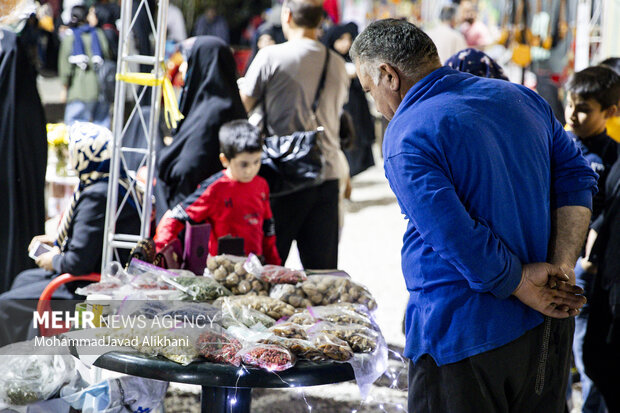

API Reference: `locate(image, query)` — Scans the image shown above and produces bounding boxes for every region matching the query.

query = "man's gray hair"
[350,19,439,84]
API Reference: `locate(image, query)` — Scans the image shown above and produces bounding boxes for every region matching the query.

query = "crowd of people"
[1,0,620,412]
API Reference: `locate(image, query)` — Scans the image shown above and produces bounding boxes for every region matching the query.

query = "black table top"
[93,350,356,388]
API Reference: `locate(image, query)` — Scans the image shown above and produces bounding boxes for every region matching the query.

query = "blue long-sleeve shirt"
[384,67,598,365]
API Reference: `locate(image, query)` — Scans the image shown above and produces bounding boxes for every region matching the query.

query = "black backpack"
[96,60,117,104]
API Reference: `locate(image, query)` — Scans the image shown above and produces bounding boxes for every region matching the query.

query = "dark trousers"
[270,179,339,269]
[408,318,573,413]
[583,273,620,412]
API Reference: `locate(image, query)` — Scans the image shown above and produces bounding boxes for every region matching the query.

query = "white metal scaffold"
[101,0,169,271]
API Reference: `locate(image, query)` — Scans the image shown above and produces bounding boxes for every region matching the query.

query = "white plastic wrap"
[0,355,76,407]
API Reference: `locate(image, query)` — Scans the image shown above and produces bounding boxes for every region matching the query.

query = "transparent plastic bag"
[309,321,379,353]
[270,275,377,310]
[156,301,221,326]
[104,318,204,365]
[258,335,327,362]
[205,254,270,295]
[115,300,171,319]
[238,343,296,372]
[347,331,389,398]
[288,305,374,329]
[269,321,308,340]
[75,260,177,298]
[138,325,202,365]
[196,327,243,366]
[310,331,354,362]
[173,275,232,301]
[125,259,179,290]
[0,355,76,407]
[268,283,312,308]
[215,295,295,320]
[61,375,168,413]
[266,323,354,362]
[244,253,307,284]
[74,261,126,297]
[219,299,275,330]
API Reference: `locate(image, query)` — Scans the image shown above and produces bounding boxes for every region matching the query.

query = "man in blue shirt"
[350,19,598,412]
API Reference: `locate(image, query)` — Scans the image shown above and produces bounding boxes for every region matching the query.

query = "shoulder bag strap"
[311,45,331,116]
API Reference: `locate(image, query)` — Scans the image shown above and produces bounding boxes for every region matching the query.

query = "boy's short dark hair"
[219,120,263,160]
[566,66,620,110]
[600,57,620,75]
[284,0,323,29]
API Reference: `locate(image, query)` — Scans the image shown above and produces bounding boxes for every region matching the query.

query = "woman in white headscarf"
[0,122,141,346]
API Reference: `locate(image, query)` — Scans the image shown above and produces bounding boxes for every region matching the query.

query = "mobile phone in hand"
[29,241,53,260]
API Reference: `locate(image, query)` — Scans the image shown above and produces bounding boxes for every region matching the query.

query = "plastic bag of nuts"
[310,331,354,361]
[206,255,270,295]
[269,283,312,308]
[288,305,374,329]
[244,253,307,284]
[196,328,243,366]
[269,321,308,339]
[215,295,295,320]
[312,321,379,353]
[219,299,276,329]
[270,275,377,310]
[173,276,232,301]
[258,335,327,362]
[238,343,296,372]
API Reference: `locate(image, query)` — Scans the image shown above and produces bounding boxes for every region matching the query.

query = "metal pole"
[101,0,169,272]
[102,0,133,271]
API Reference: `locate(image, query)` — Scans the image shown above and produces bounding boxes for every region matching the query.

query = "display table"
[93,350,356,413]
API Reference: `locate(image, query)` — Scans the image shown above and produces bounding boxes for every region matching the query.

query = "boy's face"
[565,93,615,138]
[220,151,262,183]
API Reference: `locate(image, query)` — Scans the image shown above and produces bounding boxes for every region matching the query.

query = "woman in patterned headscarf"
[0,123,141,345]
[444,48,509,81]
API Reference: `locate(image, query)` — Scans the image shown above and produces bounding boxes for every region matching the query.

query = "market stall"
[1,255,387,411]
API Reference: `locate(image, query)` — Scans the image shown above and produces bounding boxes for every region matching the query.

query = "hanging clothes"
[322,23,375,177]
[0,29,47,294]
[157,36,247,209]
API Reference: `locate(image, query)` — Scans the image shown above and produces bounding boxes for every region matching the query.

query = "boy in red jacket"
[154,120,281,264]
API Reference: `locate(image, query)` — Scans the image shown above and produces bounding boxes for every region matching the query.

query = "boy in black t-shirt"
[564,65,620,412]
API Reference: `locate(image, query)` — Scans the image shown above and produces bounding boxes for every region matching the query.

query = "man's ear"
[379,63,400,92]
[604,104,618,119]
[281,6,292,25]
[219,153,229,167]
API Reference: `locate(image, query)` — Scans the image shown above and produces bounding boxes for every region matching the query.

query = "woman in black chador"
[322,22,375,177]
[0,28,47,294]
[157,36,247,209]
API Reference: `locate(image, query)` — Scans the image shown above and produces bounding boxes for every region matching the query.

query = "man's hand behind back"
[512,263,586,318]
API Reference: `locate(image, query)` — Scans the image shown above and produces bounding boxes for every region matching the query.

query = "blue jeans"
[573,258,607,413]
[64,100,110,128]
